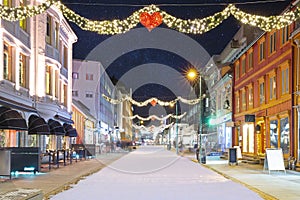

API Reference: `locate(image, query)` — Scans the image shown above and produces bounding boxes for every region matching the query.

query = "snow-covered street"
[51,146,262,200]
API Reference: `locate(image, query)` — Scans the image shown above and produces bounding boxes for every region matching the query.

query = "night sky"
[61,0,292,121]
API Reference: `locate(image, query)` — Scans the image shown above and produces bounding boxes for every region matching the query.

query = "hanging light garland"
[133,122,174,133]
[0,0,55,21]
[102,94,201,106]
[0,2,299,34]
[123,112,186,121]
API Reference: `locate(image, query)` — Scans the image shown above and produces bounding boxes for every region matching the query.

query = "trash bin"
[229,147,238,165]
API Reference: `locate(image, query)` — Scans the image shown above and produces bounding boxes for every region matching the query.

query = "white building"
[0,1,77,152]
[72,59,117,144]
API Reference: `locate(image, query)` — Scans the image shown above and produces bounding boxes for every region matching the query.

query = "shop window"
[280,117,289,154]
[270,120,278,148]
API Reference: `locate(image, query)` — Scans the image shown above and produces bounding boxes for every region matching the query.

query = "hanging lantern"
[139,12,163,31]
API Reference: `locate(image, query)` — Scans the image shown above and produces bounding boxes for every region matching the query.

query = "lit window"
[235,63,240,79]
[269,76,276,100]
[241,58,246,75]
[248,52,253,70]
[260,82,265,105]
[248,86,253,109]
[242,90,246,111]
[282,68,289,94]
[19,54,27,88]
[46,66,52,95]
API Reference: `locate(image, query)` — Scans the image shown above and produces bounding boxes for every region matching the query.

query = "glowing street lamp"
[186,68,204,164]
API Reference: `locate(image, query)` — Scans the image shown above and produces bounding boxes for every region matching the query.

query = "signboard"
[264,148,286,174]
[245,114,255,122]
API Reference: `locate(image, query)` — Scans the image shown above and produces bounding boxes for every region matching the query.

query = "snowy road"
[51,146,262,200]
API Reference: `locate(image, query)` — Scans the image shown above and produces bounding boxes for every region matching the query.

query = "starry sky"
[61,0,292,121]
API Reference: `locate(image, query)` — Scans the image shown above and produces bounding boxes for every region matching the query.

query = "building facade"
[0,1,77,152]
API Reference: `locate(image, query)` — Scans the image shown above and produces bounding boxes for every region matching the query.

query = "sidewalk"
[0,152,128,200]
[189,156,300,200]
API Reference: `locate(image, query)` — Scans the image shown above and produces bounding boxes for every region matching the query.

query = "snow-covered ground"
[51,146,262,200]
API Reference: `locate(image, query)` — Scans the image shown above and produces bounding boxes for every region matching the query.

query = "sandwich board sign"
[263,148,286,174]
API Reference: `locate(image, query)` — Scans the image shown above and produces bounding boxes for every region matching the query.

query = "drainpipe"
[294,39,300,160]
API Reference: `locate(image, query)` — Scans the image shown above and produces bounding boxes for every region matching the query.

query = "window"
[3,43,12,81]
[280,117,289,154]
[86,91,93,98]
[19,0,27,31]
[269,76,276,100]
[259,40,265,61]
[235,92,240,113]
[242,90,246,111]
[55,71,59,98]
[281,26,289,45]
[241,58,246,75]
[46,15,51,44]
[46,66,52,95]
[86,73,93,80]
[72,90,78,97]
[248,51,253,70]
[63,46,68,69]
[54,22,59,48]
[270,120,278,149]
[282,68,289,94]
[64,84,67,107]
[248,86,253,109]
[269,32,276,54]
[72,72,79,79]
[19,53,27,88]
[235,63,240,79]
[259,82,265,105]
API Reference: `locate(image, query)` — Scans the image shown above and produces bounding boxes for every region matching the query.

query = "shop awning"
[63,123,78,137]
[28,115,50,135]
[54,114,74,124]
[0,106,27,130]
[48,119,65,136]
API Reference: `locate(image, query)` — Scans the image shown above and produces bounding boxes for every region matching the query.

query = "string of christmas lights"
[102,94,201,106]
[123,112,186,121]
[0,2,298,34]
[0,0,55,21]
[132,122,174,133]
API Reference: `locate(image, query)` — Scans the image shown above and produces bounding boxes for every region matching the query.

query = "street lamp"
[186,68,204,164]
[170,101,179,154]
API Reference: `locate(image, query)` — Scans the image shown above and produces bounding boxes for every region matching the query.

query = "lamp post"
[175,101,179,154]
[187,68,204,163]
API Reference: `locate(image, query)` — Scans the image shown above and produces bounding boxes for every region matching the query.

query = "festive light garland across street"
[102,94,201,106]
[0,1,299,35]
[133,122,174,133]
[123,112,186,121]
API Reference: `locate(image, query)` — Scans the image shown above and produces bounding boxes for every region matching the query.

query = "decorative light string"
[102,94,201,106]
[133,122,174,133]
[123,112,186,121]
[0,1,298,34]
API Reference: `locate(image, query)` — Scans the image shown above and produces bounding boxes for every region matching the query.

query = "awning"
[28,115,50,135]
[0,106,27,130]
[54,114,74,124]
[48,119,65,136]
[63,123,78,137]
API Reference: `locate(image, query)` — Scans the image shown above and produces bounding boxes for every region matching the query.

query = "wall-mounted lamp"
[256,124,261,134]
